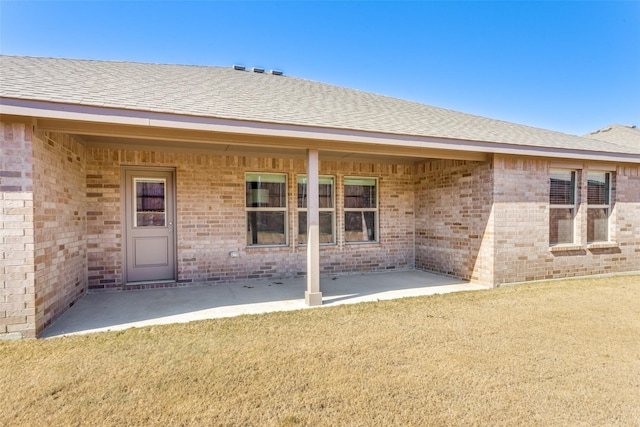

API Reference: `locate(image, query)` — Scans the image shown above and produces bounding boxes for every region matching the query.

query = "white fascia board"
[1,98,151,126]
[2,97,639,164]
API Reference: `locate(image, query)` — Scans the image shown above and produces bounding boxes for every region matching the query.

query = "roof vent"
[252,67,265,73]
[233,65,246,71]
[270,69,283,76]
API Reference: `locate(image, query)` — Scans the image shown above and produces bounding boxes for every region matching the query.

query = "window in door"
[135,178,166,227]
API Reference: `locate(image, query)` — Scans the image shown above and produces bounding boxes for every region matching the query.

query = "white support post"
[305,149,322,306]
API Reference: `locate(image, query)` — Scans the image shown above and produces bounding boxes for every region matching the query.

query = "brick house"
[1,55,639,338]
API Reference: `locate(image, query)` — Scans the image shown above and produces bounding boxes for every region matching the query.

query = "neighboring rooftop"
[1,55,639,156]
[584,124,640,150]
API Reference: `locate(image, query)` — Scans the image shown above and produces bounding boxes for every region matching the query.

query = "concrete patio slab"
[41,270,487,338]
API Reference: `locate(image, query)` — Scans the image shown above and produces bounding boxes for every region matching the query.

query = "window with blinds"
[297,175,335,244]
[344,177,378,243]
[245,173,287,246]
[549,170,576,245]
[587,172,611,242]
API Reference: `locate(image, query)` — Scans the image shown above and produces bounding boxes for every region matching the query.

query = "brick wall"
[32,130,87,333]
[414,155,639,287]
[414,158,495,286]
[0,122,36,339]
[492,154,640,285]
[616,166,640,271]
[491,156,549,283]
[85,147,415,290]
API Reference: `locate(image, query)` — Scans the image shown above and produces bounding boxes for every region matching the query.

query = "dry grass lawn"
[1,275,639,426]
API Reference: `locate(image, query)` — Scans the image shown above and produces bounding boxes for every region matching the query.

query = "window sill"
[587,242,619,250]
[549,244,583,253]
[345,241,380,245]
[245,244,289,249]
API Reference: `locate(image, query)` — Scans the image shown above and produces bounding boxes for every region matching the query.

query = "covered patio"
[41,270,486,338]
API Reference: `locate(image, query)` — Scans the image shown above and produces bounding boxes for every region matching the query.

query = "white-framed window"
[245,173,287,246]
[297,175,336,244]
[549,169,576,245]
[587,171,611,243]
[344,177,378,243]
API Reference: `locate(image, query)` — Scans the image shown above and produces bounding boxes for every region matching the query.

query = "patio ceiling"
[19,109,490,164]
[79,133,479,165]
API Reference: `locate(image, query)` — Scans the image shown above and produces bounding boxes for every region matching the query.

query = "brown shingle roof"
[2,55,639,156]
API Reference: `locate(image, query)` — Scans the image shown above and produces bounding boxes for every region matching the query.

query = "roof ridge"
[0,54,230,71]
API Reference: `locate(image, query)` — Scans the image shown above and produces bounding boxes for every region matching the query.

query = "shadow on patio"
[41,270,487,338]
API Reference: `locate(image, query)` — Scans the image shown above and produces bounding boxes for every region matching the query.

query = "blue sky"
[1,1,638,136]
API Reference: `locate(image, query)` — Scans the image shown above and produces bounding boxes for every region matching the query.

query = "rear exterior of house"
[1,56,639,338]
